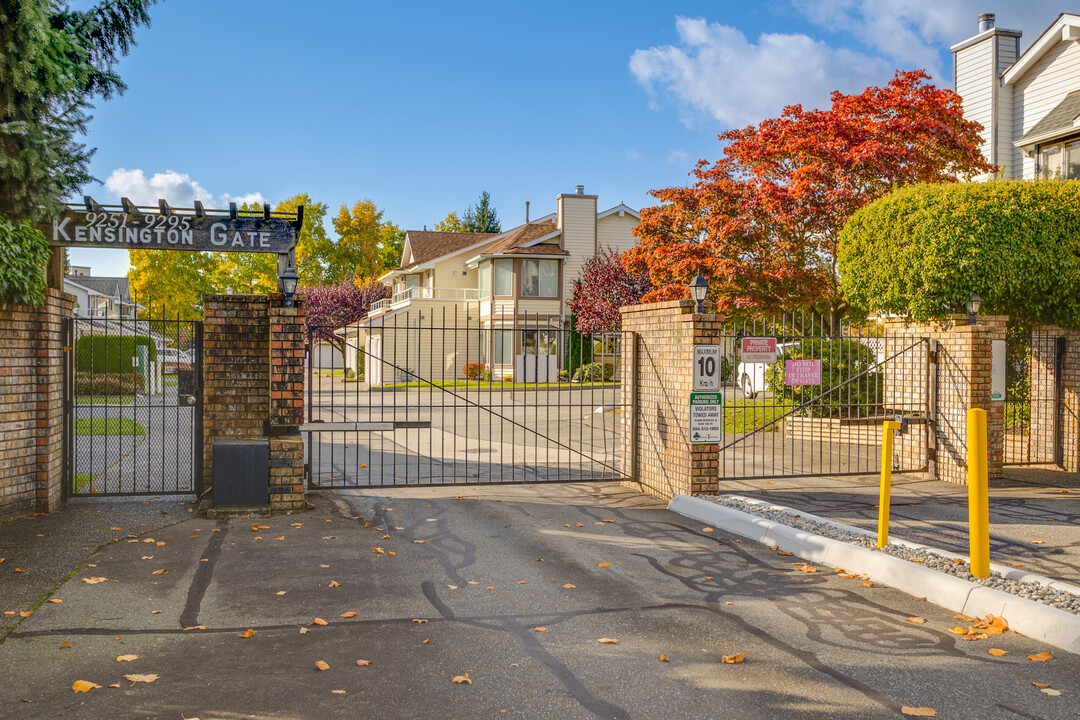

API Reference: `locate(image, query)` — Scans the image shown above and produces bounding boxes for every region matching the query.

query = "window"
[405,274,421,290]
[494,259,513,296]
[493,329,513,364]
[522,329,557,356]
[478,260,490,298]
[1039,138,1080,179]
[521,259,558,297]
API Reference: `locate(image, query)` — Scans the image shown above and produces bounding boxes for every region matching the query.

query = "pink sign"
[740,337,777,363]
[785,359,822,386]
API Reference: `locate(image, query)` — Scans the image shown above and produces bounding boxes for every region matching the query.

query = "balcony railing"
[370,298,390,311]
[390,287,480,304]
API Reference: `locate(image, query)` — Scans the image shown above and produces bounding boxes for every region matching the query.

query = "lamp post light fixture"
[280,266,299,308]
[966,294,982,326]
[689,275,709,315]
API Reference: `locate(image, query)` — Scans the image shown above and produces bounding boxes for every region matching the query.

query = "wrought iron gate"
[1004,324,1064,466]
[64,314,202,497]
[715,314,929,480]
[304,306,624,487]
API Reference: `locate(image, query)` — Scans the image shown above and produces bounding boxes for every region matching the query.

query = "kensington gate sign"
[42,197,300,254]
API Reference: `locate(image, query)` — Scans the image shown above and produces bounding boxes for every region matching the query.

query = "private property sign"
[740,337,777,363]
[42,198,300,253]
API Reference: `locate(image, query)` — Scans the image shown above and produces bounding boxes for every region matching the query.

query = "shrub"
[839,181,1080,327]
[461,361,485,380]
[345,368,355,380]
[572,362,606,383]
[481,368,492,381]
[764,339,881,417]
[502,375,514,382]
[557,369,569,380]
[75,335,157,373]
[602,363,615,381]
[74,371,145,396]
[564,318,593,377]
[0,216,50,306]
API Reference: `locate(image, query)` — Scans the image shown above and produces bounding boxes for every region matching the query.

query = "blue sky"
[69,0,1065,277]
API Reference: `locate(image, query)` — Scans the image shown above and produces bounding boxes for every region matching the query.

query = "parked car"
[737,342,797,399]
[161,347,193,374]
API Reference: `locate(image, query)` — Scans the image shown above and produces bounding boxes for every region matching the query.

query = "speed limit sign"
[693,345,721,391]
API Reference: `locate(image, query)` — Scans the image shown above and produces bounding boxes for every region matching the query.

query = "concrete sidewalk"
[719,467,1080,586]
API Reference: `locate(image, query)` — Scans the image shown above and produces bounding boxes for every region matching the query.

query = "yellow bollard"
[877,420,902,548]
[967,408,990,578]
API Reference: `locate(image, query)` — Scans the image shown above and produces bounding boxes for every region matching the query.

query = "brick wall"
[883,315,1006,485]
[0,288,74,522]
[202,294,305,512]
[620,300,723,500]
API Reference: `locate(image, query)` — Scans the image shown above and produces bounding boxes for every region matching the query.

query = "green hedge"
[764,339,881,417]
[0,215,50,306]
[75,335,157,373]
[74,371,145,395]
[838,181,1080,327]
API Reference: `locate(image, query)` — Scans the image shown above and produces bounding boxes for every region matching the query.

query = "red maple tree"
[566,248,652,333]
[305,276,389,351]
[627,70,995,318]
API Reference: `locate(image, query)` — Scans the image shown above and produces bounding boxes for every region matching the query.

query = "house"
[64,266,140,318]
[340,186,640,384]
[953,12,1080,180]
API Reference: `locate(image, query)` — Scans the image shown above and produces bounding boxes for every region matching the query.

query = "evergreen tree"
[461,191,501,233]
[0,0,155,223]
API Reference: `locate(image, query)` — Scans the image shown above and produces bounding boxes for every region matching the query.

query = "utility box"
[213,439,269,508]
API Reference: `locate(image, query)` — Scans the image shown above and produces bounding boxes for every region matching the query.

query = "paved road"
[1,484,1076,719]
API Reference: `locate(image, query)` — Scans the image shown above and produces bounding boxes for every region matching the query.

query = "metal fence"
[714,313,929,480]
[305,306,625,487]
[1004,324,1063,466]
[65,314,202,497]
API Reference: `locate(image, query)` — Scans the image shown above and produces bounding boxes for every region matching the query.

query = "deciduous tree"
[627,70,994,320]
[566,248,652,333]
[305,277,391,356]
[333,199,404,280]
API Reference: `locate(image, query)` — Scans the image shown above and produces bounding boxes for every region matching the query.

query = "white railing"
[370,298,389,311]
[390,287,480,305]
[75,307,118,318]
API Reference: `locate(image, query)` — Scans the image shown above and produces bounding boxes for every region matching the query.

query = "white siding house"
[953,12,1080,180]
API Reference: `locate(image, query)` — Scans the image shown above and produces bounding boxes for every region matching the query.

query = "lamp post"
[280,266,299,309]
[966,294,982,326]
[689,275,709,315]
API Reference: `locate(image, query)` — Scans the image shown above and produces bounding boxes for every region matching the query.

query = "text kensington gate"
[304,307,625,487]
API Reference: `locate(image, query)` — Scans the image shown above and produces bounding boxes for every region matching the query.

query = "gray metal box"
[213,439,269,508]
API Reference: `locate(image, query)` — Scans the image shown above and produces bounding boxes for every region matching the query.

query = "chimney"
[575,185,584,195]
[525,201,530,223]
[978,13,995,32]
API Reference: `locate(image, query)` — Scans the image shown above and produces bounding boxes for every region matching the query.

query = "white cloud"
[622,148,645,162]
[630,17,892,128]
[666,150,690,164]
[102,168,266,210]
[791,1,1065,78]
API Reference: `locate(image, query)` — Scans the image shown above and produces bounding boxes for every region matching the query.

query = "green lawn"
[723,399,795,434]
[75,396,135,405]
[74,474,95,492]
[163,378,178,387]
[74,418,146,437]
[318,370,348,377]
[376,380,619,390]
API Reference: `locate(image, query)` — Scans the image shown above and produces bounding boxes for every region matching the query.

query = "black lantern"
[280,266,299,308]
[689,275,709,315]
[966,295,982,326]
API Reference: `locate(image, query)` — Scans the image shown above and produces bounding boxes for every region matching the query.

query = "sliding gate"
[715,314,930,480]
[305,306,624,487]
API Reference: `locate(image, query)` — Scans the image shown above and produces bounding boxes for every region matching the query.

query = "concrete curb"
[669,494,1080,656]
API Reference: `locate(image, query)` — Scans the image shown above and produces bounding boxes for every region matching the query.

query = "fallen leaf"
[659,654,669,662]
[19,611,32,617]
[1028,651,1054,662]
[840,573,857,579]
[562,583,576,589]
[319,564,330,568]
[141,556,153,560]
[290,522,303,527]
[315,661,330,671]
[299,627,310,634]
[862,582,874,588]
[988,648,1008,656]
[517,580,528,585]
[901,707,937,717]
[451,672,472,684]
[388,551,396,556]
[721,653,745,664]
[1032,540,1045,544]
[597,638,619,644]
[597,562,610,568]
[372,548,384,555]
[1032,682,1050,688]
[702,527,714,533]
[332,689,346,694]
[340,612,358,618]
[381,534,390,539]
[777,551,794,557]
[725,601,734,605]
[151,569,168,575]
[1012,562,1024,568]
[356,659,371,666]
[798,566,818,573]
[83,577,108,584]
[447,584,458,589]
[954,614,975,622]
[414,540,426,544]
[276,591,287,595]
[61,641,72,648]
[422,638,430,643]
[116,654,139,662]
[155,542,165,547]
[328,580,340,588]
[1041,688,1063,696]
[123,674,159,684]
[182,625,206,631]
[412,618,429,624]
[467,581,481,585]
[242,629,254,638]
[534,626,547,632]
[108,684,121,689]
[151,610,162,614]
[110,527,123,531]
[312,618,328,626]
[486,586,494,590]
[72,680,100,693]
[273,536,285,541]
[143,538,155,543]
[905,617,926,624]
[576,523,584,527]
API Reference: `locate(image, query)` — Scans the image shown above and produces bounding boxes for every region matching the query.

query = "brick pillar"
[620,299,724,501]
[268,295,305,512]
[884,314,1006,484]
[0,288,73,521]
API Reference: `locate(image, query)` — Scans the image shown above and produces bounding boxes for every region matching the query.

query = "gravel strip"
[702,494,1080,616]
